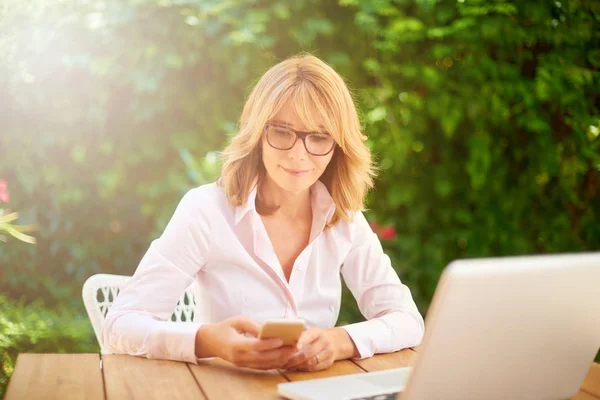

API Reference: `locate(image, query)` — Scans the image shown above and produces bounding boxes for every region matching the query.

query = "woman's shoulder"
[327,209,370,243]
[178,181,228,216]
[334,208,369,228]
[185,180,221,198]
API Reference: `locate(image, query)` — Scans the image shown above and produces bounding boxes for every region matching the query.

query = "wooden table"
[6,346,599,399]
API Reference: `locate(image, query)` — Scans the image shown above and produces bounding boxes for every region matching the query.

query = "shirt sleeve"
[101,188,211,364]
[340,211,425,359]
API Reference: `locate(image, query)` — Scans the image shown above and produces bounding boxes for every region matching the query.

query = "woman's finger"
[237,346,297,369]
[293,345,335,371]
[284,336,328,369]
[233,336,284,353]
[295,327,321,350]
[230,316,261,336]
[281,328,322,369]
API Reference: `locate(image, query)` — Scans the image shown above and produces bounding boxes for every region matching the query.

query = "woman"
[102,53,424,372]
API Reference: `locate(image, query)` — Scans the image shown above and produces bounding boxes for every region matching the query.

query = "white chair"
[82,273,201,353]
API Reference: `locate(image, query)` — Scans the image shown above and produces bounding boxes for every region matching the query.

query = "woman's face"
[261,102,335,194]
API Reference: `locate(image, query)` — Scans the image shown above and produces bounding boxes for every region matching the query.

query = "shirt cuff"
[153,321,204,364]
[341,319,388,360]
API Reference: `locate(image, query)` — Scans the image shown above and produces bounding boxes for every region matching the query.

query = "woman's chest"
[198,242,345,327]
[198,215,353,325]
[261,217,311,281]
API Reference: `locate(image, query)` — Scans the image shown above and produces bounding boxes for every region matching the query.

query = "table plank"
[352,349,417,372]
[581,363,600,398]
[5,354,103,400]
[103,354,205,400]
[188,358,287,400]
[281,360,364,382]
[9,353,597,400]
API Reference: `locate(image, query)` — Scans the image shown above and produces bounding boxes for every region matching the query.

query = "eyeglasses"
[263,122,336,156]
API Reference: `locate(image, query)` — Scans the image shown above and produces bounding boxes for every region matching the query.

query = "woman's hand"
[282,327,338,372]
[195,316,296,370]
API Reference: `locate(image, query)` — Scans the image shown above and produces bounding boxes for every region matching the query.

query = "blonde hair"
[219,53,376,228]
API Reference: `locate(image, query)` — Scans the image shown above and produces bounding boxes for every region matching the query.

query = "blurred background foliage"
[1,0,599,395]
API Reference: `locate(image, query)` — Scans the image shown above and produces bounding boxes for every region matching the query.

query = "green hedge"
[2,0,597,309]
[352,0,600,311]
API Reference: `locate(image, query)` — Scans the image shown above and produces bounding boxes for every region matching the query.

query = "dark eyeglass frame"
[263,122,336,156]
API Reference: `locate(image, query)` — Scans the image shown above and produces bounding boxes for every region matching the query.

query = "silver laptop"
[278,252,600,400]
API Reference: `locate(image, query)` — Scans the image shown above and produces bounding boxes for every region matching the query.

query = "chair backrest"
[82,273,201,352]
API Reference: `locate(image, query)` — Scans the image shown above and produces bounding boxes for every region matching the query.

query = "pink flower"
[379,225,397,240]
[369,219,397,240]
[0,179,9,203]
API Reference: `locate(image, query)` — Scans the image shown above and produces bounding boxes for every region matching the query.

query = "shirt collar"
[310,179,337,227]
[234,178,259,225]
[233,178,336,226]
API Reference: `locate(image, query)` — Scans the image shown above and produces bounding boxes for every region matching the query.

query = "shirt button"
[297,265,304,271]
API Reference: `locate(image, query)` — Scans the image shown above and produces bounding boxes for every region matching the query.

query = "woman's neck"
[258,175,312,222]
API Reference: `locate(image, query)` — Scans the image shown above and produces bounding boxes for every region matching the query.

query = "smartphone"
[258,319,306,346]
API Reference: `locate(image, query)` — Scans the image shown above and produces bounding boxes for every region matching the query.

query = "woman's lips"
[281,166,309,176]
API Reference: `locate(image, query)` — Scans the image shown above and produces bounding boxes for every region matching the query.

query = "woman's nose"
[289,136,308,159]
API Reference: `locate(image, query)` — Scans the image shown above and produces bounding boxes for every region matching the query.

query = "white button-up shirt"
[102,180,424,363]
